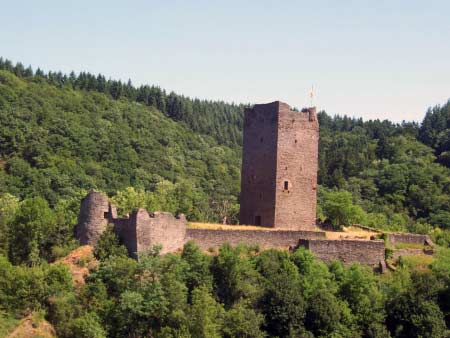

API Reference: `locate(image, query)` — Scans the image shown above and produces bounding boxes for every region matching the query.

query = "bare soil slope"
[55,245,97,286]
[6,314,55,338]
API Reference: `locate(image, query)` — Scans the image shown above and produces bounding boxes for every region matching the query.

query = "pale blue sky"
[1,0,449,122]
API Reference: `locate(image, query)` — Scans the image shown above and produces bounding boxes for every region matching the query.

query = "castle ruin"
[76,191,186,257]
[76,101,421,267]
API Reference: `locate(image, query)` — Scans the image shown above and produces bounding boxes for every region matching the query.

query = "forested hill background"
[0,57,449,242]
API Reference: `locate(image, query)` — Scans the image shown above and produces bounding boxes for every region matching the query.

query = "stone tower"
[75,191,117,245]
[239,101,319,229]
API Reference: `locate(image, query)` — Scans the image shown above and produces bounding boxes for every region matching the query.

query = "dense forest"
[2,239,450,338]
[1,58,450,337]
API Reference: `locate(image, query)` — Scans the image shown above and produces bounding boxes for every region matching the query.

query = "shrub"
[385,248,393,260]
[320,190,366,230]
[93,225,128,261]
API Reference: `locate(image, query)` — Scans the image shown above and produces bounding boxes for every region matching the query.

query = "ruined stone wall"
[75,191,110,245]
[239,102,279,226]
[75,194,389,267]
[275,105,318,230]
[186,228,325,250]
[113,210,187,257]
[136,211,187,255]
[76,192,187,257]
[388,233,433,247]
[298,239,385,266]
[113,217,137,257]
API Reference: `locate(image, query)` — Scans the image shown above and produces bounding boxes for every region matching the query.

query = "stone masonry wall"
[186,229,325,250]
[298,239,385,266]
[137,211,187,255]
[76,192,187,257]
[388,233,434,247]
[275,105,318,230]
[113,209,187,257]
[76,192,390,267]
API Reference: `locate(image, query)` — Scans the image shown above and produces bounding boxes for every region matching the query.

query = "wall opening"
[255,215,261,226]
[104,212,109,219]
[284,181,289,190]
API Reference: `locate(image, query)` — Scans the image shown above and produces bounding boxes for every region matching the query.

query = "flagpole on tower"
[310,85,314,107]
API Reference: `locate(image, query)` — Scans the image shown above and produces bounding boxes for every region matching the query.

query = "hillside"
[6,313,56,338]
[0,60,450,338]
[0,59,449,237]
[0,58,245,149]
[0,68,241,223]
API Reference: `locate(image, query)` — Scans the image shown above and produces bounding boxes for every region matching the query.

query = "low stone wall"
[297,239,385,266]
[186,229,326,250]
[388,233,433,247]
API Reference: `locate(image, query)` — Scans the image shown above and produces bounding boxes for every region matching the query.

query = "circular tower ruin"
[75,191,111,246]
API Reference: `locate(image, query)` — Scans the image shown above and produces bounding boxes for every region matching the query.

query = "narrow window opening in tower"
[260,137,263,143]
[255,215,261,225]
[260,193,263,199]
[104,212,109,219]
[295,139,298,143]
[284,181,289,190]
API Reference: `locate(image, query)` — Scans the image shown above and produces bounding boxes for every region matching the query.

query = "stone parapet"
[297,239,385,266]
[388,233,434,247]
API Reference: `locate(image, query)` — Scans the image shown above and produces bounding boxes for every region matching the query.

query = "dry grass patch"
[54,245,97,287]
[398,255,434,272]
[6,313,56,338]
[189,222,288,231]
[325,226,378,241]
[394,242,426,250]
